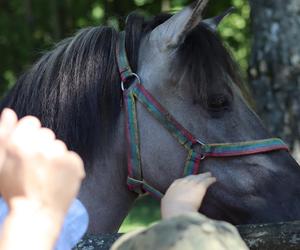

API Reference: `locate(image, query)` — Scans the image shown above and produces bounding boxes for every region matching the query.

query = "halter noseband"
[116,31,289,199]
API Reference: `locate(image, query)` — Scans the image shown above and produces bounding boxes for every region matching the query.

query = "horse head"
[131,0,300,225]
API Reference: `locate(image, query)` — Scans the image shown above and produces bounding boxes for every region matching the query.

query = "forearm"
[0,199,64,250]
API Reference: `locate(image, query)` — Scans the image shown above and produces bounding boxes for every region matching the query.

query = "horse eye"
[207,94,230,111]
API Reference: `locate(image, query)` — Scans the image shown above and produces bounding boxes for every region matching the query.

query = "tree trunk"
[248,0,300,159]
[161,0,170,12]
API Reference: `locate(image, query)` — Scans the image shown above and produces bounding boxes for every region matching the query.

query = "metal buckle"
[194,139,207,160]
[121,73,141,91]
[121,81,126,91]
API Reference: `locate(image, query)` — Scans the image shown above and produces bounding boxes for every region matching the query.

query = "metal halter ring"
[195,139,207,160]
[121,73,141,91]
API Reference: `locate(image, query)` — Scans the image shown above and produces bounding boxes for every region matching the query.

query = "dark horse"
[1,0,300,233]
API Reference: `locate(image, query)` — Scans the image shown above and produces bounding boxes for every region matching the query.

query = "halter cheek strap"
[116,31,289,199]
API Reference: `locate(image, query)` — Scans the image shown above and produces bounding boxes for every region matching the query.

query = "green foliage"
[218,0,250,72]
[119,196,160,233]
[0,0,250,97]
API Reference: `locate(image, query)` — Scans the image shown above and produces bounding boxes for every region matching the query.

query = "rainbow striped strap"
[116,32,135,85]
[123,82,289,198]
[127,177,164,199]
[131,83,197,149]
[204,139,288,157]
[124,89,143,194]
[184,150,202,176]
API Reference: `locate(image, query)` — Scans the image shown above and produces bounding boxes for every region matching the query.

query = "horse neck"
[78,114,138,233]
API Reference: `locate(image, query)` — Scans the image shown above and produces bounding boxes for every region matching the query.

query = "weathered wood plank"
[237,221,300,250]
[74,234,121,250]
[74,221,300,250]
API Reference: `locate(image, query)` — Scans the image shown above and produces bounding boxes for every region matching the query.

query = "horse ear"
[202,7,235,32]
[151,0,209,49]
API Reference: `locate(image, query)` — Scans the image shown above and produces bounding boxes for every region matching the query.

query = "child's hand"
[161,173,216,220]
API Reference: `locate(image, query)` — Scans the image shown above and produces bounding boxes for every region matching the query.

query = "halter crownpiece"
[116,31,289,199]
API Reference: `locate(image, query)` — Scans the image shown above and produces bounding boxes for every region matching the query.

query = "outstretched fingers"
[161,172,217,220]
[0,109,18,171]
[184,173,216,186]
[0,109,18,141]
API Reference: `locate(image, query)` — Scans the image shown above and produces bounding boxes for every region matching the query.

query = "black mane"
[0,12,243,167]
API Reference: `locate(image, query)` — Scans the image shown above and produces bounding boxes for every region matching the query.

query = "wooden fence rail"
[74,221,300,250]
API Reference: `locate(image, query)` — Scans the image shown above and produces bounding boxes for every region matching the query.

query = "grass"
[119,195,161,233]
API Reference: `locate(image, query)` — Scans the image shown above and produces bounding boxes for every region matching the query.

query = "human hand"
[0,109,18,172]
[161,173,216,220]
[0,110,85,222]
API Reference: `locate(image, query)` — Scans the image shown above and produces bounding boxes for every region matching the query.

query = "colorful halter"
[116,31,289,199]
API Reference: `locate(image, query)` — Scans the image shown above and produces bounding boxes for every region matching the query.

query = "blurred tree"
[0,0,249,97]
[249,0,300,153]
